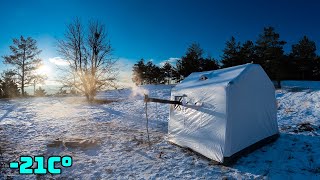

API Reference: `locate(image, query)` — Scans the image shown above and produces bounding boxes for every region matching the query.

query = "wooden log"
[144,95,182,105]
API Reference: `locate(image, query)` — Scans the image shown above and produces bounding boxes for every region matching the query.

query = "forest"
[132,27,319,88]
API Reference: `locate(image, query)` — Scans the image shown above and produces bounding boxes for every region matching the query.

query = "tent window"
[200,75,208,81]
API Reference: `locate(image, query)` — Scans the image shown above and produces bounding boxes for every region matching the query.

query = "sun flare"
[36,65,51,76]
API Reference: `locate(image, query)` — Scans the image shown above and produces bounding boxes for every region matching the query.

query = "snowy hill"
[0,84,320,179]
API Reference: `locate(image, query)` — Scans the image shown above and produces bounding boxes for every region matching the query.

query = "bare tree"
[2,36,43,96]
[57,19,117,101]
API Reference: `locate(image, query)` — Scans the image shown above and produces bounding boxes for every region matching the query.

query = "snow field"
[0,84,319,179]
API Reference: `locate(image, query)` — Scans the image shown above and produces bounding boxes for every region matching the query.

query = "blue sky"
[0,0,320,88]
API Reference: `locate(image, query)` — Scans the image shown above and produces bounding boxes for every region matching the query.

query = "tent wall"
[168,86,227,162]
[223,133,279,165]
[224,65,278,157]
[168,64,278,163]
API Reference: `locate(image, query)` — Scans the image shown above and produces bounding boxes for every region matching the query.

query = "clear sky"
[0,0,320,90]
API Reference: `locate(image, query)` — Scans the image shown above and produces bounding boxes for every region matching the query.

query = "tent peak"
[175,63,258,90]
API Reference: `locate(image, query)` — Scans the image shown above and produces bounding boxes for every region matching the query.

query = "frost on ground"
[0,84,320,179]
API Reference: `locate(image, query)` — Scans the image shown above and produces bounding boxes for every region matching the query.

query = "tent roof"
[174,63,255,90]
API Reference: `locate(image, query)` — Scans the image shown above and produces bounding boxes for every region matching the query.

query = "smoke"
[130,84,149,97]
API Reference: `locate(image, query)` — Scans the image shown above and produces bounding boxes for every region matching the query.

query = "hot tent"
[168,63,279,164]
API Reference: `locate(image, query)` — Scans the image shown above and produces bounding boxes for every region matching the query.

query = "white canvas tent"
[168,63,279,164]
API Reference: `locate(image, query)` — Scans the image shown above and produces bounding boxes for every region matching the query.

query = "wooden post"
[145,100,151,147]
[143,94,186,147]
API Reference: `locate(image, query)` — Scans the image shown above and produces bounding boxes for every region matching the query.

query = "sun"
[36,65,51,76]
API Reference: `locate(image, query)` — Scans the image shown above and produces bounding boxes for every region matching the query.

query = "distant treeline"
[132,27,320,87]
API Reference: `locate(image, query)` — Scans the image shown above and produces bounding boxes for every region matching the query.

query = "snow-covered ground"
[0,84,320,179]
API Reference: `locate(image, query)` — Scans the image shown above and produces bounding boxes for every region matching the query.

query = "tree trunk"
[89,95,94,102]
[21,81,24,96]
[21,65,25,96]
[85,93,90,101]
[22,49,26,97]
[33,80,36,96]
[277,80,281,89]
[85,93,95,102]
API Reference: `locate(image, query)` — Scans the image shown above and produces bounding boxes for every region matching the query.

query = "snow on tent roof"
[174,63,252,90]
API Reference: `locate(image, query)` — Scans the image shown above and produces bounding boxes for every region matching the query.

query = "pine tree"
[312,57,320,79]
[34,87,46,97]
[176,43,203,79]
[161,62,177,84]
[152,65,164,84]
[291,36,316,59]
[290,36,317,80]
[2,36,43,96]
[132,59,146,85]
[0,71,20,98]
[145,61,159,84]
[200,56,220,71]
[255,27,286,87]
[221,36,242,68]
[239,40,257,64]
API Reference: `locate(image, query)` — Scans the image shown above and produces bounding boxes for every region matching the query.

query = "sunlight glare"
[36,65,51,76]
